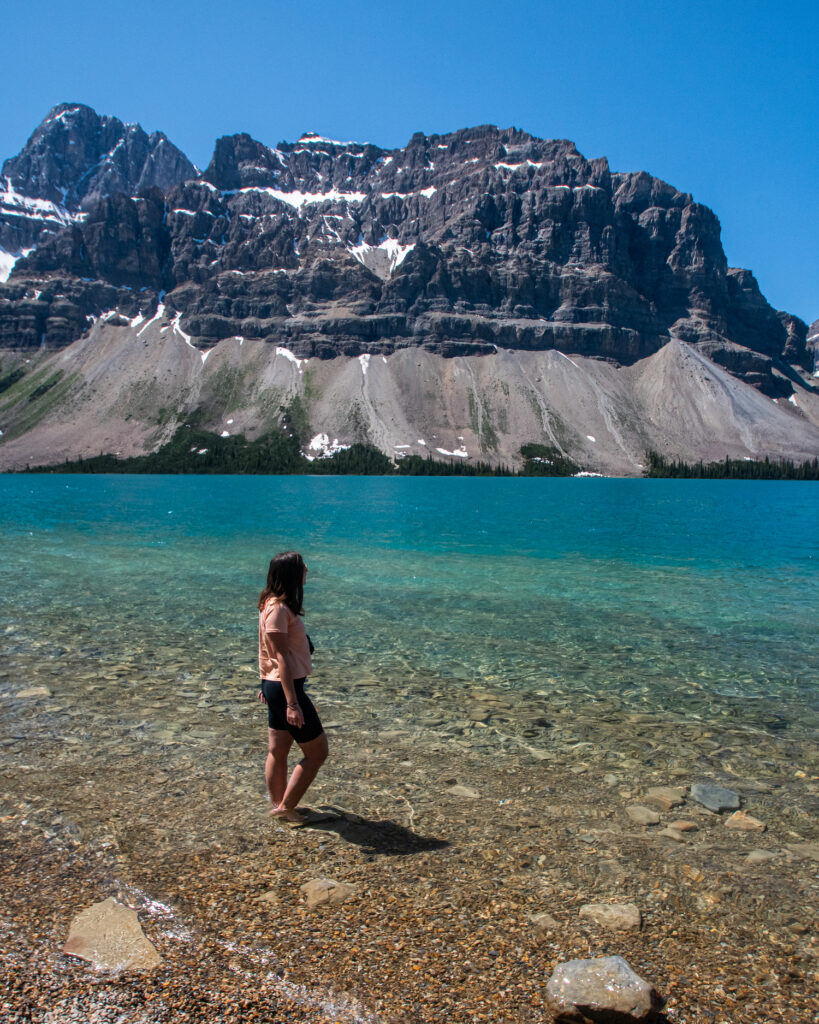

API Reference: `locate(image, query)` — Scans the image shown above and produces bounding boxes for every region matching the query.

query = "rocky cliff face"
[0,107,816,470]
[809,320,819,373]
[0,103,195,276]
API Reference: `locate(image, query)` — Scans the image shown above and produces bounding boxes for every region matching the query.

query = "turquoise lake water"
[1,475,817,737]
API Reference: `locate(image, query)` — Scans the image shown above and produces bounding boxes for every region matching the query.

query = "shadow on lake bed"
[282,805,450,855]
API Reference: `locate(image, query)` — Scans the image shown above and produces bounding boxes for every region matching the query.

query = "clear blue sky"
[4,0,817,323]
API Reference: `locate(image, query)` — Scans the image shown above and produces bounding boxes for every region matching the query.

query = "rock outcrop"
[0,112,813,398]
[809,319,819,374]
[0,106,816,469]
[0,103,195,276]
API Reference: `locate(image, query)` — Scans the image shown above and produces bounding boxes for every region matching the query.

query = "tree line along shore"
[15,421,819,479]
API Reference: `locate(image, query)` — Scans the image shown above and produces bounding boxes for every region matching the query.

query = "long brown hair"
[258,551,305,615]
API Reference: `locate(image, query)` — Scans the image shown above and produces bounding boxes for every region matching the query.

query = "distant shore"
[12,424,819,479]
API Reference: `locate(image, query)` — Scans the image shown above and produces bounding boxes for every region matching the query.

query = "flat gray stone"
[63,898,161,972]
[690,782,740,812]
[546,955,661,1022]
[579,902,642,931]
[627,805,660,826]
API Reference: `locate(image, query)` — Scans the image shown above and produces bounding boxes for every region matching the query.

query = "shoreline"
[1,676,817,1023]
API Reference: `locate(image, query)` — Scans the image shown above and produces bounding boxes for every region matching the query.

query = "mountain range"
[0,103,816,473]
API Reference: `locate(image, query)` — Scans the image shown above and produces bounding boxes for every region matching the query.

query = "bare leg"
[280,732,329,811]
[266,728,293,810]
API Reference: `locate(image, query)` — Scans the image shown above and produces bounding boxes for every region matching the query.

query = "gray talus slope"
[0,318,817,473]
[628,340,819,459]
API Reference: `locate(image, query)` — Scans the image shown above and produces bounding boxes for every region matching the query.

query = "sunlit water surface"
[1,475,816,731]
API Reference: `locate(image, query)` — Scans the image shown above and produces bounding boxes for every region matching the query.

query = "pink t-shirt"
[258,598,312,681]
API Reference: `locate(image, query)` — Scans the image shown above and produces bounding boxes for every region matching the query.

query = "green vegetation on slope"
[0,368,26,395]
[27,371,64,402]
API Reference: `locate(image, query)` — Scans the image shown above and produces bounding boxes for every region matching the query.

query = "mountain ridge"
[0,104,816,472]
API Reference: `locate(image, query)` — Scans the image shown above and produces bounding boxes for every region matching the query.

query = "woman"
[258,551,328,822]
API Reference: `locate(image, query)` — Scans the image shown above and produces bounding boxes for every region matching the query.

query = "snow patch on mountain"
[304,433,350,460]
[298,132,361,147]
[0,177,84,228]
[348,237,415,280]
[0,245,34,283]
[238,186,367,209]
[276,346,307,371]
[136,304,165,337]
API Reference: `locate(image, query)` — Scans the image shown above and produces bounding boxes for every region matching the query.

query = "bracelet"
[286,702,299,709]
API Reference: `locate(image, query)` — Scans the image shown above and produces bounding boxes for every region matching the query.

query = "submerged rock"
[254,889,280,905]
[626,805,660,826]
[745,849,777,864]
[300,877,357,909]
[546,955,661,1022]
[644,786,686,811]
[63,897,161,972]
[446,784,480,799]
[690,782,740,812]
[784,842,819,862]
[725,810,766,832]
[578,903,642,931]
[529,911,560,933]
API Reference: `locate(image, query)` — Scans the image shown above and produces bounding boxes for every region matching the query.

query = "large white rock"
[546,955,661,1022]
[63,897,161,972]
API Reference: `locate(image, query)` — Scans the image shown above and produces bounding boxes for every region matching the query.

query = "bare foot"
[270,805,308,822]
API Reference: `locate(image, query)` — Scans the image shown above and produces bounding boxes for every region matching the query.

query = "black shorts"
[260,677,324,744]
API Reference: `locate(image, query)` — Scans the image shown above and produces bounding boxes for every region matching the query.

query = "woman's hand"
[286,703,304,728]
[258,689,267,704]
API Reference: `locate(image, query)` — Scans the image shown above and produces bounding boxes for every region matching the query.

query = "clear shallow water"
[1,475,817,734]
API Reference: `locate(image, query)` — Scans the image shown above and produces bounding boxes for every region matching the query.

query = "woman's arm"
[269,632,305,728]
